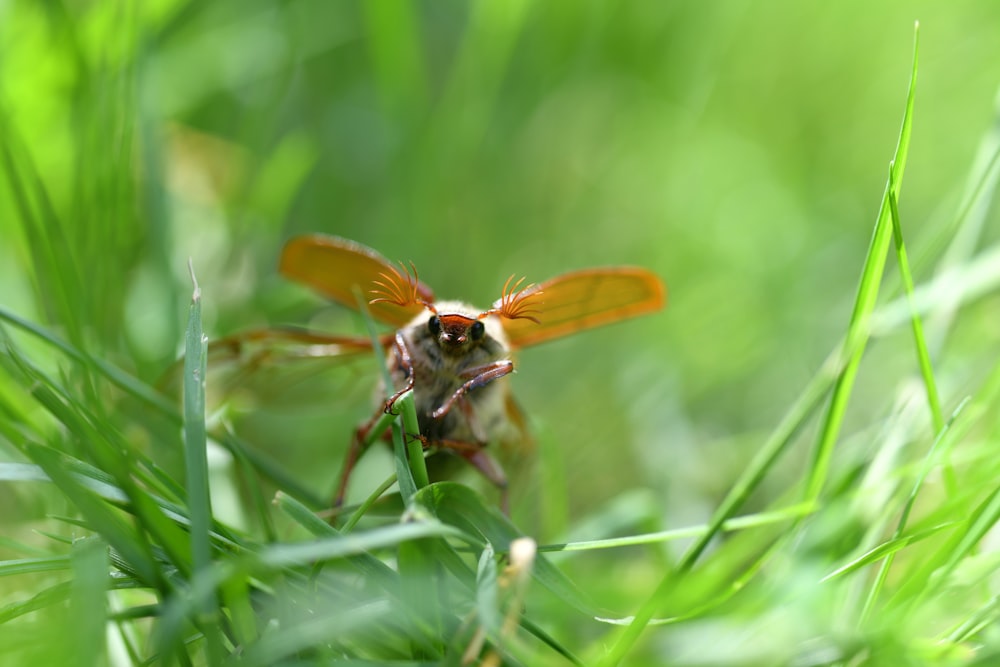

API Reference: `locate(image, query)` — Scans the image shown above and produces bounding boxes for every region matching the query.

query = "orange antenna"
[370,261,428,309]
[489,275,543,323]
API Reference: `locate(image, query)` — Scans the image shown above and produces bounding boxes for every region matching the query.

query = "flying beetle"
[245,234,665,510]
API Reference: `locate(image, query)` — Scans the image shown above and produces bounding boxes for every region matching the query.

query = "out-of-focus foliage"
[2,0,1000,665]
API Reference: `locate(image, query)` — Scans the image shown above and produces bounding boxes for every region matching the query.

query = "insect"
[268,234,665,510]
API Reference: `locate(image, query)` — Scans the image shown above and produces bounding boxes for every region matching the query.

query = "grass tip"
[188,258,200,301]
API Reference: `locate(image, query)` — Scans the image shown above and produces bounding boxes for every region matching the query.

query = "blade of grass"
[592,338,844,663]
[887,164,944,433]
[0,457,246,555]
[0,114,84,343]
[415,482,598,619]
[276,490,401,588]
[922,91,1000,343]
[25,443,162,589]
[235,602,391,667]
[0,581,72,625]
[353,285,428,509]
[69,536,109,666]
[182,261,221,664]
[414,483,583,664]
[341,469,403,532]
[0,555,71,577]
[945,594,1000,645]
[597,24,921,667]
[0,306,178,419]
[396,389,429,495]
[538,502,816,553]
[3,307,314,517]
[214,428,327,509]
[805,22,919,505]
[0,306,334,509]
[857,398,969,620]
[1,321,201,575]
[822,522,957,584]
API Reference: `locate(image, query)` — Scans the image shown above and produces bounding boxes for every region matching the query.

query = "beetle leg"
[383,331,414,413]
[432,360,513,420]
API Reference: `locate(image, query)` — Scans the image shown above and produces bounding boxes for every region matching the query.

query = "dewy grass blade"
[182,261,221,662]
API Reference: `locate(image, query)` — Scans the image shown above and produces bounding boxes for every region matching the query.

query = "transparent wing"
[160,327,385,407]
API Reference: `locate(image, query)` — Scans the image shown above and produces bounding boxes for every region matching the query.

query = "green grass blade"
[539,502,815,553]
[893,487,1000,618]
[0,116,84,343]
[0,581,72,625]
[354,287,428,509]
[823,522,956,584]
[0,306,178,418]
[276,490,401,587]
[593,343,843,663]
[341,470,402,532]
[235,603,392,667]
[393,390,427,500]
[805,23,919,504]
[887,164,944,433]
[598,24,921,667]
[415,482,597,618]
[26,443,162,588]
[181,263,221,663]
[0,324,201,575]
[214,429,327,509]
[259,519,476,568]
[857,398,968,619]
[475,543,501,637]
[0,555,71,577]
[69,536,109,666]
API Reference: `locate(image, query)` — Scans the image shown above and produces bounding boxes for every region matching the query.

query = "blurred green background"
[2,0,999,519]
[2,0,1000,662]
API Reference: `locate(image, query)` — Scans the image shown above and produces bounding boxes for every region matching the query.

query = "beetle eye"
[470,320,486,341]
[427,315,441,335]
